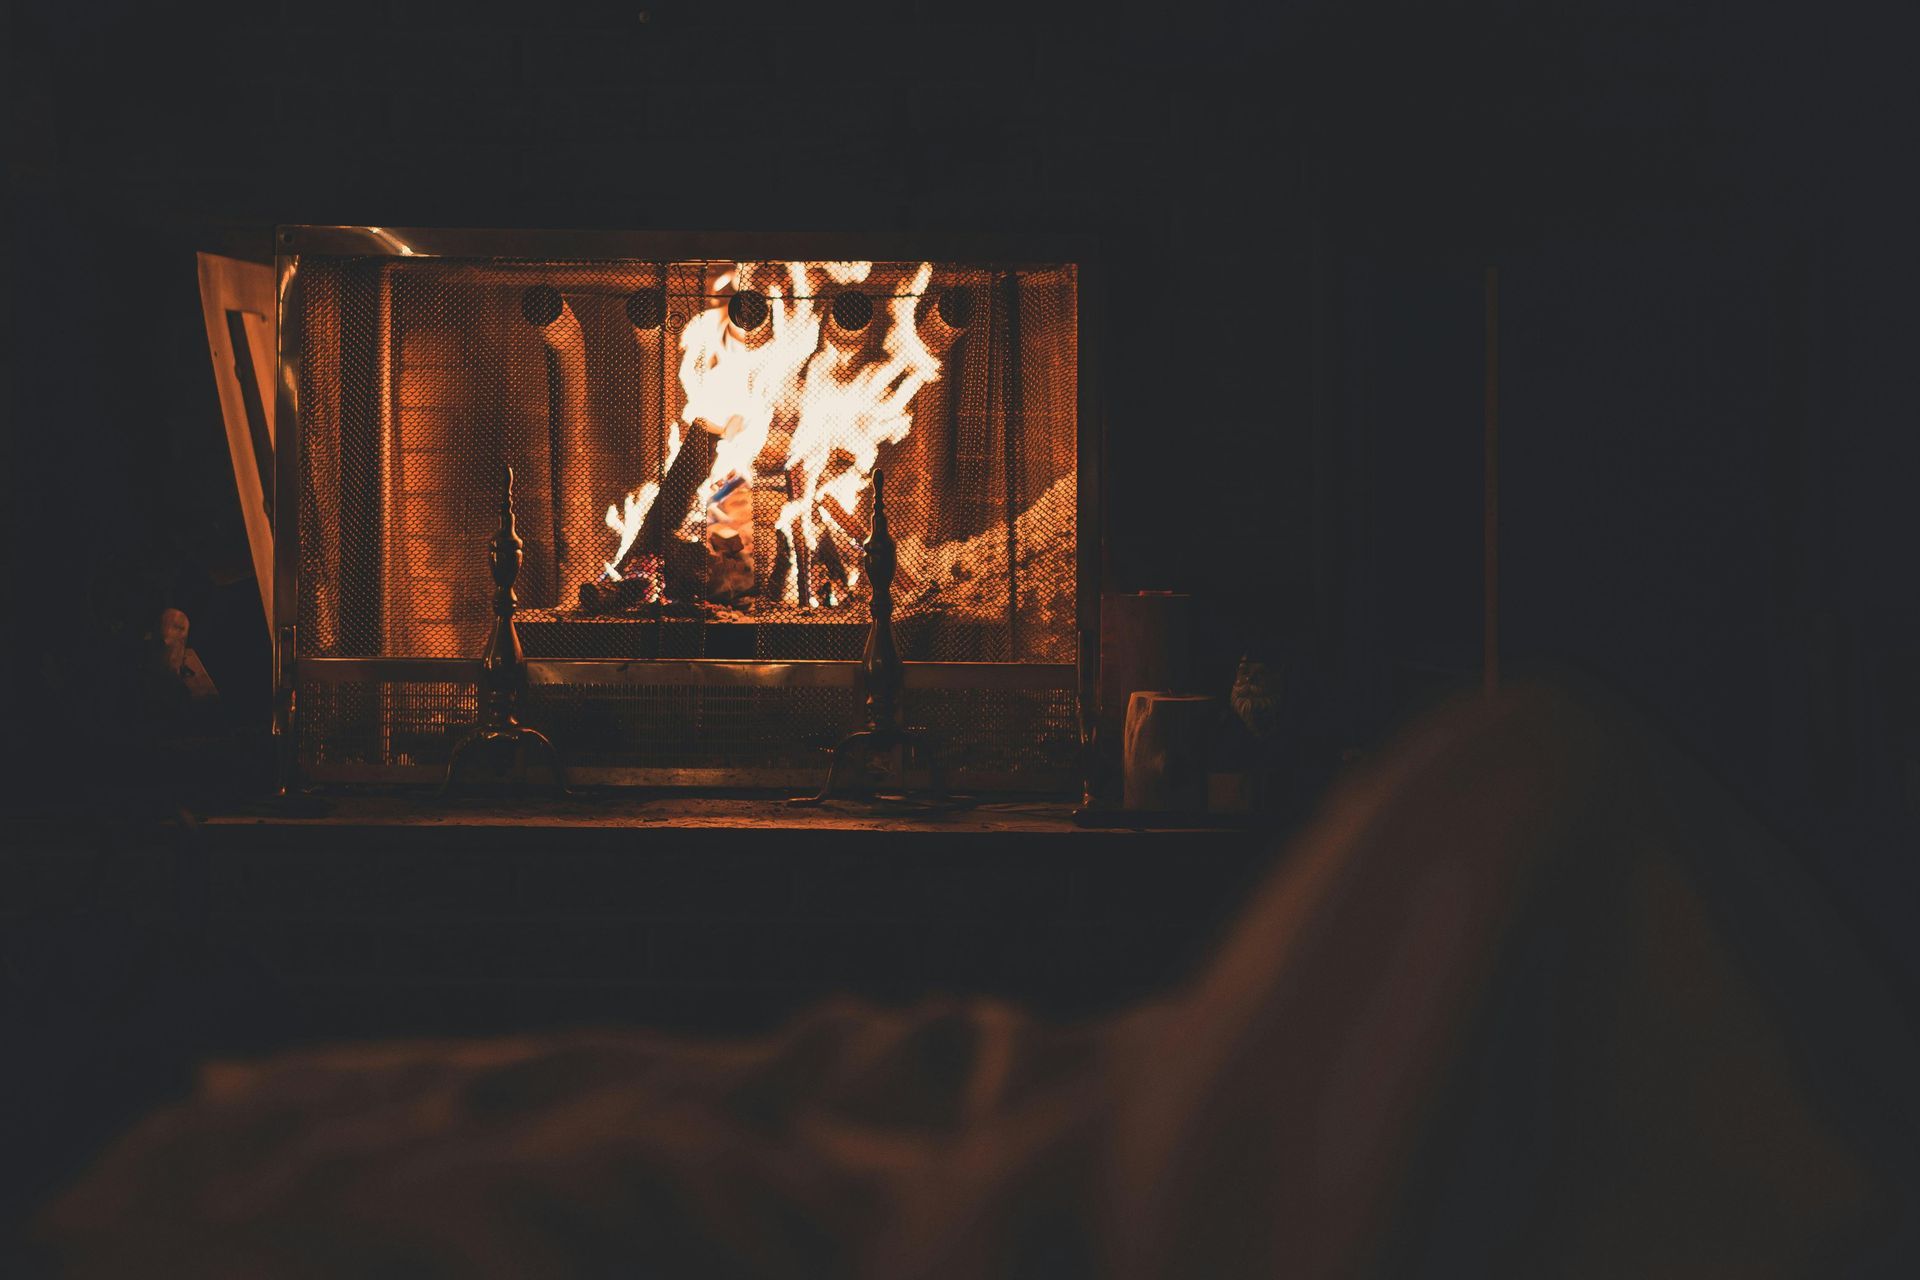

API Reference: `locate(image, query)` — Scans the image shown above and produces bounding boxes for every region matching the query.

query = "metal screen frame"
[273,226,1102,788]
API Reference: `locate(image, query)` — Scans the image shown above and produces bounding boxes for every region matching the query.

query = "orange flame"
[601,260,943,605]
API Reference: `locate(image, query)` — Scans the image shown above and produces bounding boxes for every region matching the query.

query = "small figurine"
[151,607,219,703]
[1229,652,1279,743]
[135,605,221,737]
[1207,652,1284,814]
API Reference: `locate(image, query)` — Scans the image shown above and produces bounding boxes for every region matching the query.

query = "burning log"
[581,425,730,612]
[661,537,715,601]
[577,576,651,615]
[618,425,718,578]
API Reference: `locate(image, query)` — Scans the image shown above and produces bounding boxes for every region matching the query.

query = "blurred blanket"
[36,686,1920,1276]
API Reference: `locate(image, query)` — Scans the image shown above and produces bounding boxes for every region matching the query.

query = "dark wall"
[8,0,1917,855]
[1297,0,1919,968]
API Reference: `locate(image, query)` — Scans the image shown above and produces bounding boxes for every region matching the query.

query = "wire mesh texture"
[298,676,1079,782]
[295,257,1078,666]
[298,679,477,772]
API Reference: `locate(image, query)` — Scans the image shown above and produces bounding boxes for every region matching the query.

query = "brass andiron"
[444,466,565,796]
[791,469,954,808]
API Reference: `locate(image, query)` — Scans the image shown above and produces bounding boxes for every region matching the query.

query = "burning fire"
[600,260,944,607]
[601,480,664,593]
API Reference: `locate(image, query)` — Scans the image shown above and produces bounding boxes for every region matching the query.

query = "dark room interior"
[6,0,1919,1274]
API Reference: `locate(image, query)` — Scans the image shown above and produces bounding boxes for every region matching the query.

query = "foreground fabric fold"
[39,685,1920,1276]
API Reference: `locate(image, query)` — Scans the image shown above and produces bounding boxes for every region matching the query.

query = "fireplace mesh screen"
[294,258,1077,665]
[298,679,477,773]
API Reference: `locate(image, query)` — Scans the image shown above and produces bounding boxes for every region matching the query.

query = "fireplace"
[237,228,1096,790]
